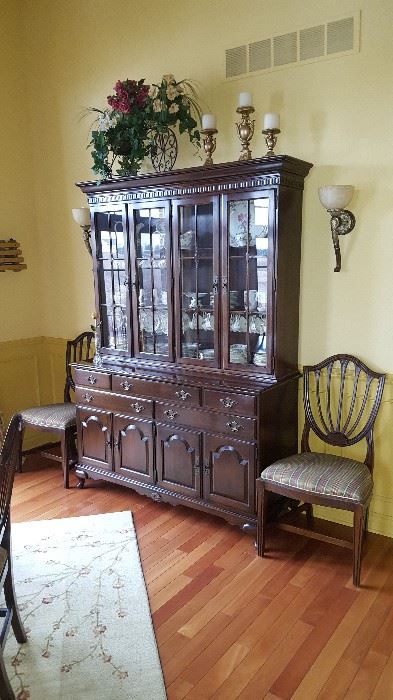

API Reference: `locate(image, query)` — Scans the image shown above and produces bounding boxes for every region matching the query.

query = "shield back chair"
[20,331,94,489]
[0,414,27,700]
[257,354,385,587]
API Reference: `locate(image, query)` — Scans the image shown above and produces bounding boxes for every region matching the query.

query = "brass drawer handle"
[226,420,244,433]
[164,409,178,420]
[82,393,93,403]
[175,389,191,402]
[87,374,97,385]
[120,380,133,391]
[220,397,237,409]
[131,402,144,413]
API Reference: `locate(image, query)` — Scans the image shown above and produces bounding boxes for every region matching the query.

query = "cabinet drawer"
[155,402,256,440]
[75,388,153,419]
[202,389,256,416]
[74,368,111,390]
[112,375,200,405]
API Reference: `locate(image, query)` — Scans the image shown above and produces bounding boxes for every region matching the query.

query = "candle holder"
[201,128,218,165]
[236,106,255,160]
[262,128,280,157]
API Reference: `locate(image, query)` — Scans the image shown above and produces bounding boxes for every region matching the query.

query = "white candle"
[263,112,280,130]
[238,92,253,108]
[201,114,217,130]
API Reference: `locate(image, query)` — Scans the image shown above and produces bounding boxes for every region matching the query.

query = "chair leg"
[17,426,25,474]
[305,502,314,527]
[256,480,267,557]
[0,650,15,700]
[60,430,70,489]
[353,504,366,587]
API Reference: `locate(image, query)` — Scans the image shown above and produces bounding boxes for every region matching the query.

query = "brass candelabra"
[236,106,255,160]
[262,128,280,157]
[201,128,218,165]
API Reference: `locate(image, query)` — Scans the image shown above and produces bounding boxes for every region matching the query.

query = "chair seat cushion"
[261,452,372,504]
[20,403,76,430]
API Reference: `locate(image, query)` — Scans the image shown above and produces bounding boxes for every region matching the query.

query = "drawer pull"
[87,374,97,385]
[164,409,178,420]
[220,397,237,409]
[120,380,133,391]
[226,420,244,433]
[131,402,144,414]
[82,393,93,403]
[175,389,191,402]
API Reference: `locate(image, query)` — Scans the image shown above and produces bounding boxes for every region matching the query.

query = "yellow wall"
[1,0,393,533]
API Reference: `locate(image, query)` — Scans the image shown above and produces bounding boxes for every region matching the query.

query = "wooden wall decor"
[0,239,26,272]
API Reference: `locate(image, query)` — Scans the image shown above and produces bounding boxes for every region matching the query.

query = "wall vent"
[225,12,359,80]
[225,45,247,78]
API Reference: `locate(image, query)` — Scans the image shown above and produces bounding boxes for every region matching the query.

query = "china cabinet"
[74,156,312,527]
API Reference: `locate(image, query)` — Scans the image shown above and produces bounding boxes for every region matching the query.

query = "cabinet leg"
[75,468,87,489]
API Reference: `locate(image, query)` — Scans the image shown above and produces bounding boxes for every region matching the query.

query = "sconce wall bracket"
[328,209,356,272]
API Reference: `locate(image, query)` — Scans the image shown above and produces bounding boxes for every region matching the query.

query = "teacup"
[180,230,194,249]
[201,312,213,331]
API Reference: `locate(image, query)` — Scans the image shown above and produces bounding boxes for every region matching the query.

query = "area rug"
[4,511,167,700]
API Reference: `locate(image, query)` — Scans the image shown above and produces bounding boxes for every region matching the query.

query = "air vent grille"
[327,17,354,54]
[225,12,359,80]
[249,39,271,72]
[225,45,247,78]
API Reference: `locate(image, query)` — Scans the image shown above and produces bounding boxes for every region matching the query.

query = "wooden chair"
[20,331,94,489]
[0,414,27,700]
[256,354,385,587]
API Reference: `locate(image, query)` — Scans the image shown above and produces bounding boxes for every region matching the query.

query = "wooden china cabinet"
[74,155,312,528]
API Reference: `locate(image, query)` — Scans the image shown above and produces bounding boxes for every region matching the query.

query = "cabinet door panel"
[156,425,201,498]
[76,408,112,471]
[222,191,275,373]
[113,415,154,484]
[92,205,130,357]
[203,434,255,514]
[172,196,220,366]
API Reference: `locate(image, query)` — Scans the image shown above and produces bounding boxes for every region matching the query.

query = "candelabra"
[201,128,217,165]
[262,127,281,157]
[236,106,255,160]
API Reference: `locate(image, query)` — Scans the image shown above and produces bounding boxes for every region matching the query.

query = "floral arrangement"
[88,74,201,179]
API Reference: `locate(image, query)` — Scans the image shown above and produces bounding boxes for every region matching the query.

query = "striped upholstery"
[20,404,76,430]
[261,452,372,504]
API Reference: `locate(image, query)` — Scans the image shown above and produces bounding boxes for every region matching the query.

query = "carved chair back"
[0,414,22,538]
[302,354,385,472]
[64,331,94,402]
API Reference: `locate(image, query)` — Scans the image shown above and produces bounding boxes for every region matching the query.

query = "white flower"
[153,99,163,112]
[166,85,177,101]
[148,85,157,98]
[97,112,118,132]
[168,103,179,114]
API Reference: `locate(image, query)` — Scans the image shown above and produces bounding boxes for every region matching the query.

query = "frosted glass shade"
[72,207,90,227]
[318,186,354,210]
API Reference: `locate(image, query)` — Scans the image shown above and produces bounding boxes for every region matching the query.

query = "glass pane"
[227,197,269,368]
[178,203,215,361]
[134,207,168,356]
[96,211,128,352]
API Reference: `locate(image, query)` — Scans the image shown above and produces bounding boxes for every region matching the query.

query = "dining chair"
[256,354,385,587]
[0,414,27,700]
[20,331,94,489]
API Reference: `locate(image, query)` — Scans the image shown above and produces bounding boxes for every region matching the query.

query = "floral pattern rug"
[4,511,167,699]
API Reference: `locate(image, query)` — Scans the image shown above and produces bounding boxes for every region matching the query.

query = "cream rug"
[4,511,167,700]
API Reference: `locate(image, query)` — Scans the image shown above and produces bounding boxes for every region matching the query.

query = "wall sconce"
[318,185,356,272]
[72,207,92,256]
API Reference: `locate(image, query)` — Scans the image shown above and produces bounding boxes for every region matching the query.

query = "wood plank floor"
[11,460,393,699]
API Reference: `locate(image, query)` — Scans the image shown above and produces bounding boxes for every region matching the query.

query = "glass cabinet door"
[130,202,172,361]
[172,197,219,366]
[94,207,129,354]
[223,192,274,372]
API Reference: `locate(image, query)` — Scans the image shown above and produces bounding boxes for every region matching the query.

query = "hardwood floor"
[11,460,393,699]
